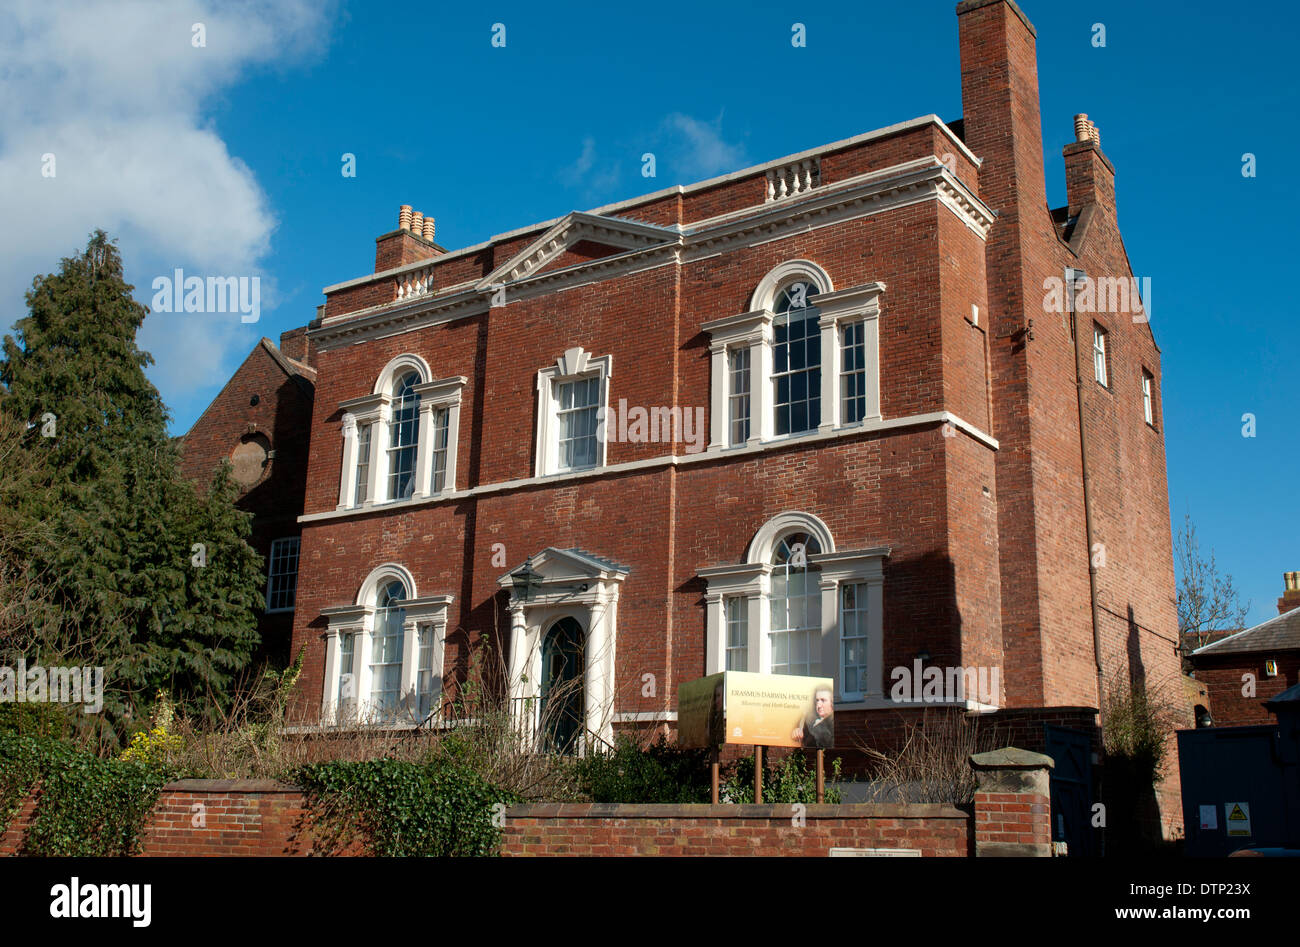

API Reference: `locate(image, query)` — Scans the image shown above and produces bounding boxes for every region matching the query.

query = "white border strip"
[299,411,998,525]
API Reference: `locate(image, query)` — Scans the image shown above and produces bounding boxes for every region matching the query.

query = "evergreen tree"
[0,231,263,744]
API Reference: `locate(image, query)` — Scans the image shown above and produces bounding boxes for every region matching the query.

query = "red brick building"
[249,0,1184,829]
[179,330,317,666]
[1188,572,1300,726]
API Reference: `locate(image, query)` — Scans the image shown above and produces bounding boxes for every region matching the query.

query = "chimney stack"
[374,204,443,272]
[1063,113,1115,214]
[1280,571,1300,615]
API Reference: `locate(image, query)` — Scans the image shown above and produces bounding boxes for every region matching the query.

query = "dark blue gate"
[1044,725,1097,856]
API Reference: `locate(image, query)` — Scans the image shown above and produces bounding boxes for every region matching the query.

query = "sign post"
[678,671,835,804]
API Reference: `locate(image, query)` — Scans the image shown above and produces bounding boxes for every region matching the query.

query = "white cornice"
[318,116,978,296]
[309,161,990,350]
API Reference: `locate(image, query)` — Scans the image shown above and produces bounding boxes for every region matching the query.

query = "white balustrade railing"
[765,158,820,202]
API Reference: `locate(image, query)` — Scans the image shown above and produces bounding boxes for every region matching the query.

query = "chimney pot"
[410,211,424,236]
[399,205,412,231]
[1074,114,1090,142]
[422,216,436,242]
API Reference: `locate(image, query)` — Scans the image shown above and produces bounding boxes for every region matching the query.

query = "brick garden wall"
[0,781,320,857]
[1,761,1055,857]
[501,803,971,857]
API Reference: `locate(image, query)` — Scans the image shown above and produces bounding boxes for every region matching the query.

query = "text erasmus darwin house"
[261,1,1184,830]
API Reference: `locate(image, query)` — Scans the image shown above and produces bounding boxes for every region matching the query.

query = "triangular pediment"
[476,212,678,291]
[497,546,630,589]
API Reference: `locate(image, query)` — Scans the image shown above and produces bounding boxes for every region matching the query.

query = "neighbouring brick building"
[1188,572,1300,726]
[179,0,1185,836]
[179,329,317,666]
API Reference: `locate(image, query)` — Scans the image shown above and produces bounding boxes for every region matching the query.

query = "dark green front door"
[541,618,584,753]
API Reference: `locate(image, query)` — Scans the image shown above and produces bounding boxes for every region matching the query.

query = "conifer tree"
[0,231,263,743]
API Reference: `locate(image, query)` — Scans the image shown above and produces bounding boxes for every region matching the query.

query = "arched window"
[703,260,883,450]
[772,281,822,435]
[769,531,822,675]
[369,581,406,719]
[321,563,453,728]
[696,511,888,702]
[387,372,421,500]
[335,355,466,510]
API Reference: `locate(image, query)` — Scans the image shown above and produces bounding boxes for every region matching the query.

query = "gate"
[1044,725,1097,856]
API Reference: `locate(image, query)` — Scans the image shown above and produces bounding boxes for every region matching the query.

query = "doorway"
[541,617,585,753]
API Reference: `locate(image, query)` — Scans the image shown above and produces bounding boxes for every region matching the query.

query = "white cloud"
[560,135,622,201]
[658,112,747,181]
[0,0,335,432]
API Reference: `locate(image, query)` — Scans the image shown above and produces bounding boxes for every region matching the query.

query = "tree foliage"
[1174,513,1250,652]
[0,231,263,747]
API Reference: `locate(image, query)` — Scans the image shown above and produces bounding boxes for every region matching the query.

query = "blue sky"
[1,0,1295,625]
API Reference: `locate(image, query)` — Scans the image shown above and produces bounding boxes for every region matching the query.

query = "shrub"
[856,708,1007,806]
[0,734,174,855]
[721,750,842,804]
[294,758,515,857]
[573,735,713,803]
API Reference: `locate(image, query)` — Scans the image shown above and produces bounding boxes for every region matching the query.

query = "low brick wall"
[137,780,315,857]
[502,803,972,856]
[2,748,1055,857]
[1,781,320,857]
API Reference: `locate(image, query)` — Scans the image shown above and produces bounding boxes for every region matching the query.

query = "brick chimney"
[957,0,1048,225]
[277,326,316,368]
[374,204,445,273]
[1279,572,1300,615]
[1063,113,1116,215]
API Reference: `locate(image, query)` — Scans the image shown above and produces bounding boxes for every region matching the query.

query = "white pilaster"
[338,416,357,509]
[708,344,727,450]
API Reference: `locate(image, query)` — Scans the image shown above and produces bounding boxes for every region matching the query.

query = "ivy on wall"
[294,759,516,857]
[0,735,174,856]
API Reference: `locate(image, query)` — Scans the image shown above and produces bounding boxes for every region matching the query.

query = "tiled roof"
[1191,608,1300,657]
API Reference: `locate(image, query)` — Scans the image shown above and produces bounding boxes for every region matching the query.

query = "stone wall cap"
[162,779,302,793]
[969,747,1055,770]
[505,802,968,820]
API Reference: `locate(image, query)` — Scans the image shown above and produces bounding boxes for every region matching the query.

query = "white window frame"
[336,353,465,510]
[703,261,883,449]
[321,563,453,727]
[727,347,752,446]
[534,346,613,477]
[1093,324,1109,387]
[697,511,888,703]
[725,596,749,671]
[265,536,300,613]
[1141,370,1155,426]
[386,372,422,501]
[839,582,869,699]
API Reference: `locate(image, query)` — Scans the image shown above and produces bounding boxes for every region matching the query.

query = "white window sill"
[304,410,997,525]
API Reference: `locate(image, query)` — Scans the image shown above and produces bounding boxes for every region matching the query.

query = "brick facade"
[178,331,316,666]
[171,0,1184,835]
